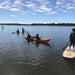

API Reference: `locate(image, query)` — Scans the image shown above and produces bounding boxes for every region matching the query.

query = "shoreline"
[0,23,75,26]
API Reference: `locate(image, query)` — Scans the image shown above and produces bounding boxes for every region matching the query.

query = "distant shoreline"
[0,23,75,26]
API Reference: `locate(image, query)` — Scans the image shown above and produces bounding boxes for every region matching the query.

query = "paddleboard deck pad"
[63,46,75,58]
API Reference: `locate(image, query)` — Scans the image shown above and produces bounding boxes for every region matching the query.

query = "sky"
[0,0,75,24]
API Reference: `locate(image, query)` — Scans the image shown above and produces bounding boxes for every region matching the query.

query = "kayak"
[25,37,51,43]
[36,39,50,43]
[62,46,75,58]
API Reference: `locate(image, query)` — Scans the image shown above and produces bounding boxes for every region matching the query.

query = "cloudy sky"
[0,0,75,24]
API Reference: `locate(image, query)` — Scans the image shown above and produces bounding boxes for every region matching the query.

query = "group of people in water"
[16,27,25,34]
[16,28,40,40]
[16,27,75,49]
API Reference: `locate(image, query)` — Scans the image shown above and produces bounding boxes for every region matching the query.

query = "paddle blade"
[62,47,66,50]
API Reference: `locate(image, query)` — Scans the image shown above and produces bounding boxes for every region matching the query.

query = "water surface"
[0,25,75,75]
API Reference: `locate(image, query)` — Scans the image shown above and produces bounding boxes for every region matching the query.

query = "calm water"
[0,25,75,75]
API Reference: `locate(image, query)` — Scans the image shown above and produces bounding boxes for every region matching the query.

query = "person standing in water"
[2,25,4,30]
[69,28,75,50]
[16,28,19,34]
[22,27,25,33]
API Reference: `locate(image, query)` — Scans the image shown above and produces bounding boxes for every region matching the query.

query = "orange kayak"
[36,39,50,43]
[25,37,51,43]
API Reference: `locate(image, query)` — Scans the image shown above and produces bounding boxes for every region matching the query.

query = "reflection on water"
[63,58,75,71]
[0,25,75,75]
[1,25,4,31]
[17,32,19,36]
[22,32,24,36]
[12,31,25,36]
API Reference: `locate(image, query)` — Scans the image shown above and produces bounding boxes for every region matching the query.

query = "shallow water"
[0,25,75,75]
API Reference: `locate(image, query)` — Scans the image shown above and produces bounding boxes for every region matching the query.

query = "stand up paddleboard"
[63,46,75,58]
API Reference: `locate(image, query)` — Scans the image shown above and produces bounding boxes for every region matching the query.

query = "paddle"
[62,41,70,50]
[40,36,43,39]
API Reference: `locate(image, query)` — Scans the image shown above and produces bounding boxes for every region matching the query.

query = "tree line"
[0,23,75,26]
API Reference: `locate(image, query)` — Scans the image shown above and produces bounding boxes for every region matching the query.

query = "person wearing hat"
[69,28,75,49]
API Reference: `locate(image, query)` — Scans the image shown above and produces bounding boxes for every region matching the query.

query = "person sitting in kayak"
[27,33,31,39]
[69,28,75,49]
[35,34,40,40]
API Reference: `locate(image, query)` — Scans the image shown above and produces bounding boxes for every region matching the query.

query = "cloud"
[14,0,22,4]
[0,0,54,15]
[25,1,52,12]
[10,8,20,11]
[0,5,10,9]
[56,1,62,5]
[36,0,43,1]
[0,0,10,5]
[66,3,75,10]
[10,15,17,17]
[25,3,35,8]
[67,6,75,9]
[0,0,21,12]
[24,0,55,14]
[56,0,75,12]
[40,5,52,12]
[0,0,75,16]
[0,0,11,9]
